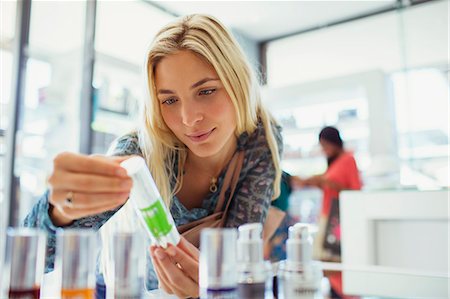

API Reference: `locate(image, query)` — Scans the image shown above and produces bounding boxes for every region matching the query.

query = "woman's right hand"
[48,152,133,226]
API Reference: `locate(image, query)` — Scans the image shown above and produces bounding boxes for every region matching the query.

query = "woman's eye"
[199,88,216,96]
[162,98,178,105]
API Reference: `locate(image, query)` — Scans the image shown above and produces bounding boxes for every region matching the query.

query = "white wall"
[340,189,449,298]
[266,0,448,87]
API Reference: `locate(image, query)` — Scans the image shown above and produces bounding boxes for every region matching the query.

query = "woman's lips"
[186,128,215,143]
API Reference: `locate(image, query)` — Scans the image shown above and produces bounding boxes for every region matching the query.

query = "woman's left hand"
[150,236,200,298]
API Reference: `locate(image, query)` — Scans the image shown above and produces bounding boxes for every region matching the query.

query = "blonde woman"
[24,14,282,298]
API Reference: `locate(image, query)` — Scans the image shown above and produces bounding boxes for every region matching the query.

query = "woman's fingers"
[55,197,124,220]
[53,152,129,177]
[176,236,200,261]
[150,247,175,295]
[166,244,199,282]
[47,153,135,222]
[157,251,198,297]
[151,246,199,298]
[49,171,132,193]
[50,190,129,209]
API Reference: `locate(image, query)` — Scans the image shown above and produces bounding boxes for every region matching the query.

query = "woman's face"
[319,139,341,158]
[155,50,237,158]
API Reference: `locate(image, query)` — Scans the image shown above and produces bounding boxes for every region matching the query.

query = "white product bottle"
[120,156,180,248]
[237,223,273,299]
[277,224,323,299]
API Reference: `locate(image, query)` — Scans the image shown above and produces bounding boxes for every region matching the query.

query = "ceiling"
[154,1,397,42]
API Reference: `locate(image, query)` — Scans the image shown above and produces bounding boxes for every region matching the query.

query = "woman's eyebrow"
[191,77,219,89]
[157,89,175,95]
[157,78,219,95]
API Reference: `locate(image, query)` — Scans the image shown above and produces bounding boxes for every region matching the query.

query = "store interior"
[0,0,448,298]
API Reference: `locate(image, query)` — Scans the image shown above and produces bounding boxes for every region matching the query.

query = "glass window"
[1,0,17,193]
[264,1,448,190]
[392,68,449,188]
[13,1,87,222]
[269,91,370,177]
[0,0,17,281]
[92,1,173,154]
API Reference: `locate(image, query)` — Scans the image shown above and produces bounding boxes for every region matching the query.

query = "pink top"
[321,152,362,216]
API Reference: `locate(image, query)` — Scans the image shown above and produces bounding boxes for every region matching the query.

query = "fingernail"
[166,246,176,257]
[155,249,166,260]
[116,167,128,177]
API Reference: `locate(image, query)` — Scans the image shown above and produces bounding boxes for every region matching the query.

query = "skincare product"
[109,231,145,299]
[56,229,96,299]
[237,223,273,299]
[4,228,46,299]
[120,156,180,248]
[277,224,323,299]
[200,228,237,299]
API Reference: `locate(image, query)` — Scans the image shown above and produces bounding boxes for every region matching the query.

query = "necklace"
[182,168,218,193]
[210,177,218,193]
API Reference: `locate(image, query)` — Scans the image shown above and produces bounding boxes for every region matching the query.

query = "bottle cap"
[237,223,263,264]
[287,223,313,264]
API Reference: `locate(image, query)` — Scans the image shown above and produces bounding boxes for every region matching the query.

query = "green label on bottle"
[140,200,173,238]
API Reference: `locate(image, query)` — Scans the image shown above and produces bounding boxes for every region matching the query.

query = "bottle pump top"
[237,223,263,264]
[286,224,313,264]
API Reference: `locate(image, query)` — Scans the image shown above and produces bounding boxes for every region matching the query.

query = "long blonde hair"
[140,14,281,205]
[100,14,282,286]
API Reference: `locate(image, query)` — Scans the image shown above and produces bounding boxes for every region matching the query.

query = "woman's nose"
[181,102,203,127]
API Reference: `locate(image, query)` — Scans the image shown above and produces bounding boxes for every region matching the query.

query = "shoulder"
[107,132,142,156]
[341,151,356,161]
[238,119,283,161]
[338,152,358,167]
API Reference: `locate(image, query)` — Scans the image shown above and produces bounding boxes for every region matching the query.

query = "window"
[92,1,174,153]
[264,1,448,190]
[392,68,449,188]
[13,0,86,222]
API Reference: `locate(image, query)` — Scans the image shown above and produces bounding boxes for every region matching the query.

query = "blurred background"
[0,0,448,296]
[1,0,448,226]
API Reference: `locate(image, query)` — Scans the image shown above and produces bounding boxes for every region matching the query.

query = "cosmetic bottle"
[4,228,47,299]
[56,229,97,299]
[120,156,180,248]
[277,224,323,299]
[108,231,145,299]
[200,228,238,299]
[236,223,273,299]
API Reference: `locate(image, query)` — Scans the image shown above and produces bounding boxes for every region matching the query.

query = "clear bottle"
[108,231,145,299]
[120,156,180,248]
[236,223,273,299]
[4,228,47,299]
[200,228,238,299]
[277,224,323,299]
[56,229,97,299]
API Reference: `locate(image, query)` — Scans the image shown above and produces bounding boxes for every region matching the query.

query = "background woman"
[292,126,362,298]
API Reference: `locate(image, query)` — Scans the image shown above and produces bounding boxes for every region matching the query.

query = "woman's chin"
[187,144,221,158]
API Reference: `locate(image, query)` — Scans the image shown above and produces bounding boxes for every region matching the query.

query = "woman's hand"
[48,152,133,226]
[150,236,200,298]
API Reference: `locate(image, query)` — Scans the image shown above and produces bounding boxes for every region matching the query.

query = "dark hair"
[319,126,343,148]
[319,126,343,166]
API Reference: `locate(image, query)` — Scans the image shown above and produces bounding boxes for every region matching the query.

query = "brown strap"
[218,151,244,225]
[213,150,241,213]
[177,151,244,233]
